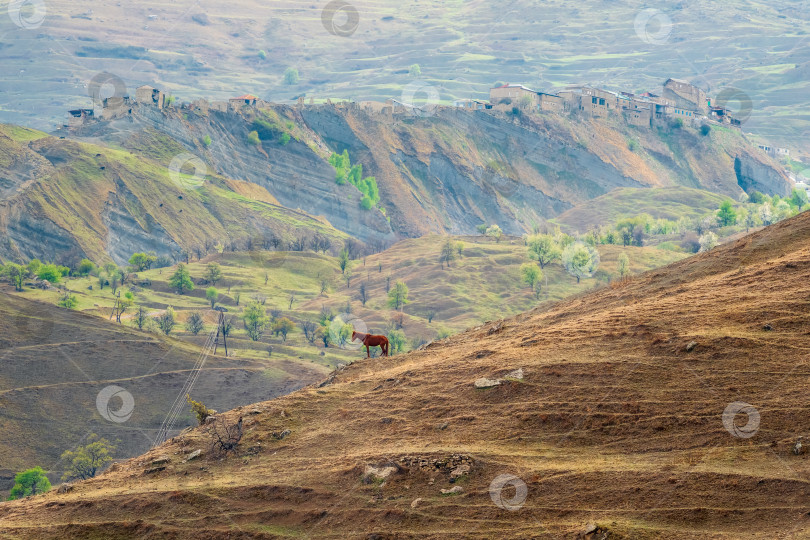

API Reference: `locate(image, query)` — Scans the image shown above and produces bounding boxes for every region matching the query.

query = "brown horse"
[352,331,389,358]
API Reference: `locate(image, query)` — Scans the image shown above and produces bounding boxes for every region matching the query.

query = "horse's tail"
[383,337,389,356]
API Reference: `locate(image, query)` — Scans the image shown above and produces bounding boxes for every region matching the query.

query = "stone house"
[489,83,538,106]
[67,108,94,128]
[136,85,165,108]
[229,94,260,107]
[452,98,492,110]
[662,78,707,113]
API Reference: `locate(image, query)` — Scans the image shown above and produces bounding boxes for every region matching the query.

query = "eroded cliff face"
[0,103,792,264]
[735,154,793,196]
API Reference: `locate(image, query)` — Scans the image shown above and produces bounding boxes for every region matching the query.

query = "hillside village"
[67,77,737,129]
[64,75,796,157]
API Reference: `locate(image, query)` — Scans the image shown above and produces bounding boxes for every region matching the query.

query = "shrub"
[186,394,214,425]
[284,67,299,85]
[700,124,711,136]
[280,132,291,145]
[60,435,115,482]
[8,467,51,500]
[202,135,212,147]
[247,131,261,145]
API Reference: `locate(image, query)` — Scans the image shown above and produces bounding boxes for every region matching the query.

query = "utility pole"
[213,306,229,357]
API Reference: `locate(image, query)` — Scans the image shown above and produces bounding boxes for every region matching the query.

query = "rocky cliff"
[0,103,792,264]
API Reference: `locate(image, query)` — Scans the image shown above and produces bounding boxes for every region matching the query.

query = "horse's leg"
[366,344,370,358]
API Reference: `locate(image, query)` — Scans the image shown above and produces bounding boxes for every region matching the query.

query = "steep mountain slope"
[66,102,789,240]
[0,291,326,493]
[4,211,810,537]
[0,124,350,265]
[3,1,810,147]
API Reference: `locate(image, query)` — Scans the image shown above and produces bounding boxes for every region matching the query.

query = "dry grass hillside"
[3,211,810,538]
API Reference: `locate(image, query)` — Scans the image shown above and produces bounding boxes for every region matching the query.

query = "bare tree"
[209,416,243,456]
[301,320,317,343]
[358,282,368,306]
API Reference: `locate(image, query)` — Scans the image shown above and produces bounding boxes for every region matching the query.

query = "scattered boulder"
[184,449,202,462]
[57,483,74,494]
[794,437,804,456]
[764,324,773,331]
[685,341,697,352]
[144,465,165,475]
[272,429,291,440]
[504,368,524,380]
[363,464,398,484]
[436,422,449,431]
[475,377,501,389]
[577,523,610,540]
[151,455,171,466]
[440,486,463,495]
[449,464,470,479]
[410,498,422,508]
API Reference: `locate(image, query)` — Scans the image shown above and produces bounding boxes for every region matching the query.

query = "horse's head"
[351,331,358,341]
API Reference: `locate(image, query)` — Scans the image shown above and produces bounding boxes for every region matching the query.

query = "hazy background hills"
[3,0,810,148]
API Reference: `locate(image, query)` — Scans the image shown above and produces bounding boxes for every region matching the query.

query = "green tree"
[485,224,503,243]
[258,49,267,60]
[37,264,61,284]
[169,264,194,294]
[284,67,300,85]
[617,253,630,278]
[128,252,157,272]
[387,329,407,354]
[77,259,96,276]
[60,435,115,482]
[439,238,456,269]
[185,312,206,335]
[717,199,737,227]
[248,130,261,145]
[132,306,150,331]
[203,135,212,147]
[476,224,488,235]
[27,259,42,275]
[338,248,350,274]
[408,63,421,77]
[205,263,222,285]
[57,291,78,309]
[387,280,410,310]
[156,306,176,336]
[561,243,600,283]
[528,234,561,268]
[280,132,291,145]
[520,263,541,290]
[790,188,809,210]
[206,286,219,308]
[5,263,25,291]
[242,301,269,341]
[272,317,295,342]
[7,467,51,500]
